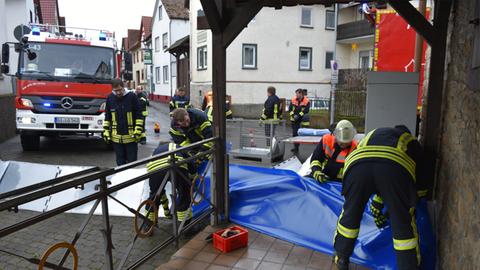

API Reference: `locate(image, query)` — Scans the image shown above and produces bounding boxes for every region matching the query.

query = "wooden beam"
[222,0,264,48]
[200,0,223,33]
[211,33,228,224]
[387,0,436,46]
[422,0,453,198]
[197,15,210,30]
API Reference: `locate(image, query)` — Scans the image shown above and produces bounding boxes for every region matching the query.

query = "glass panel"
[244,46,254,66]
[326,10,335,29]
[300,49,311,69]
[301,8,312,26]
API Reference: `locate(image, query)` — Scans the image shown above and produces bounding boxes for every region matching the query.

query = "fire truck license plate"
[55,117,80,124]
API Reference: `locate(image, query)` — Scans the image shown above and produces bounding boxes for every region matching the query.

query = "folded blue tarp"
[298,128,331,137]
[194,164,435,270]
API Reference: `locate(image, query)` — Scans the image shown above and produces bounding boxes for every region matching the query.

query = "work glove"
[312,170,328,183]
[370,196,388,229]
[102,130,111,143]
[258,120,263,126]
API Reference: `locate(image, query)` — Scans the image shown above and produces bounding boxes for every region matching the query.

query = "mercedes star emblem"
[60,97,74,109]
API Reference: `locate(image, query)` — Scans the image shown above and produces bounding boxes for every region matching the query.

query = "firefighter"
[169,87,191,114]
[135,85,148,145]
[260,86,282,147]
[333,125,428,270]
[289,88,310,153]
[103,79,143,166]
[201,89,233,122]
[169,108,214,155]
[143,142,196,230]
[310,120,357,183]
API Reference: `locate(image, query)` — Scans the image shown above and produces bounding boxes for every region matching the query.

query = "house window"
[141,69,144,81]
[359,50,371,70]
[155,37,160,52]
[299,47,312,71]
[171,62,177,77]
[325,51,334,69]
[30,10,33,23]
[301,7,313,27]
[197,46,207,70]
[141,51,144,63]
[242,44,257,69]
[158,5,163,21]
[325,10,336,30]
[163,65,169,83]
[133,52,136,64]
[162,33,168,49]
[155,67,161,83]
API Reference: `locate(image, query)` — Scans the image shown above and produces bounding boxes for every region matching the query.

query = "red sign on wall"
[374,10,430,108]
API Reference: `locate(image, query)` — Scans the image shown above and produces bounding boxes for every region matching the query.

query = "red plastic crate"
[213,226,249,253]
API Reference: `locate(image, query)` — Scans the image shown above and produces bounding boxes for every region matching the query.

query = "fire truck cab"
[1,24,119,151]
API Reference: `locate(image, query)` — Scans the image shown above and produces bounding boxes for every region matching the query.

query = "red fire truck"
[1,24,123,151]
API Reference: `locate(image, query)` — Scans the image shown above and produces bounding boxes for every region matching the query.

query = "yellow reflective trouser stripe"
[417,189,428,197]
[301,121,310,127]
[393,238,418,251]
[273,104,278,120]
[337,223,359,239]
[103,120,110,129]
[142,111,148,117]
[200,121,211,131]
[203,141,214,149]
[180,140,190,147]
[336,210,359,239]
[177,208,192,221]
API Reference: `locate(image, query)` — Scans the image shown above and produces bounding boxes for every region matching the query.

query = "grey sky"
[58,0,156,44]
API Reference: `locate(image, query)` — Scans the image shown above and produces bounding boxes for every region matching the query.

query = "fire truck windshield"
[20,42,115,82]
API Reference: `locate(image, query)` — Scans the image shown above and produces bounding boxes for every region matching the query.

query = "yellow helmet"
[334,120,356,143]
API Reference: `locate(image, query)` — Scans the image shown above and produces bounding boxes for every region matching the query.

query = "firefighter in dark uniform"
[169,87,191,114]
[143,142,196,229]
[103,79,143,166]
[201,89,233,122]
[260,86,282,147]
[169,108,214,154]
[332,125,428,270]
[289,88,310,153]
[135,86,148,145]
[310,120,357,183]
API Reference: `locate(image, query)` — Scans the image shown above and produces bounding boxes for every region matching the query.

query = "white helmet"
[334,120,356,144]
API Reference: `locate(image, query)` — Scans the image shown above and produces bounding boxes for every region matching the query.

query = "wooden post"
[212,32,227,224]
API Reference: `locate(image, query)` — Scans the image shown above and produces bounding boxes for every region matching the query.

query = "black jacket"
[261,95,282,121]
[169,108,213,151]
[105,91,142,137]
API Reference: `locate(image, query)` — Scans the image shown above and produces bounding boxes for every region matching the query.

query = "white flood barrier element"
[0,160,172,217]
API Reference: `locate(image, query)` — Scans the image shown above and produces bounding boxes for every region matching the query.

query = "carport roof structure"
[195,0,453,224]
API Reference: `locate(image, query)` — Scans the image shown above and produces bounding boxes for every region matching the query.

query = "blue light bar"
[32,26,41,36]
[99,31,107,41]
[43,103,51,107]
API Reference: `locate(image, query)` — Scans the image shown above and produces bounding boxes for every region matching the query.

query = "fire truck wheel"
[20,134,40,151]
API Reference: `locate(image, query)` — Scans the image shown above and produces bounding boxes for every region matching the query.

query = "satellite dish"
[14,25,31,42]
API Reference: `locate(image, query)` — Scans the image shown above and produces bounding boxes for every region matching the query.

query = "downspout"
[169,19,173,98]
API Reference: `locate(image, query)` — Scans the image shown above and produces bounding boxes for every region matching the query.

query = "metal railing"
[0,137,219,270]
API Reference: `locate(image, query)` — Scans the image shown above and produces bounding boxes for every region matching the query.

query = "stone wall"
[435,0,480,268]
[0,94,16,142]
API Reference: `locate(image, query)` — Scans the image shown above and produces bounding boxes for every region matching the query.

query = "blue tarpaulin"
[194,164,435,270]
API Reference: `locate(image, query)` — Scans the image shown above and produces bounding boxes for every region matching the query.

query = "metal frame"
[0,137,218,269]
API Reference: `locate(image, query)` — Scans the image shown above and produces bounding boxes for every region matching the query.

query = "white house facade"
[189,0,337,108]
[151,0,189,102]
